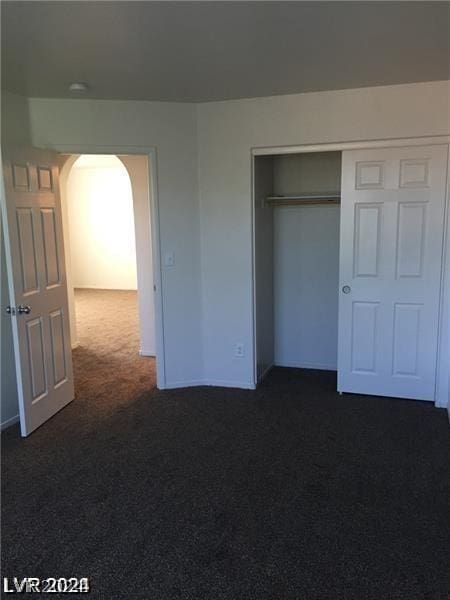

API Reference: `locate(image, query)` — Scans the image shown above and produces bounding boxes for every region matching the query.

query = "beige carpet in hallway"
[72,289,155,413]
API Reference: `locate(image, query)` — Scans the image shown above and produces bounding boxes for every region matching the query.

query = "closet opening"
[254,151,342,383]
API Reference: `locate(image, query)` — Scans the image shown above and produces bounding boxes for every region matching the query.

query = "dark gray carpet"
[2,367,450,599]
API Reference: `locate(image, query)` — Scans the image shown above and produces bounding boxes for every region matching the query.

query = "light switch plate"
[235,343,244,358]
[164,252,175,267]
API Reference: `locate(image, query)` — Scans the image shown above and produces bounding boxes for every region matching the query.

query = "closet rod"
[265,192,340,207]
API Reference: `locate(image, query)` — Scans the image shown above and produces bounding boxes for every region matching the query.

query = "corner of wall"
[194,102,206,384]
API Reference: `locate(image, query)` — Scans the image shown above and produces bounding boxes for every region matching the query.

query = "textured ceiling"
[2,1,449,102]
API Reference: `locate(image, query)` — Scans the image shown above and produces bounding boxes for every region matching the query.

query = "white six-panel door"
[2,148,74,436]
[338,145,448,401]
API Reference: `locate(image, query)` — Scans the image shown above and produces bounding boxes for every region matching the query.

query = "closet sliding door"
[337,145,448,401]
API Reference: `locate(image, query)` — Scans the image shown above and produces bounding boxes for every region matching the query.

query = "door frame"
[251,135,450,408]
[41,144,166,389]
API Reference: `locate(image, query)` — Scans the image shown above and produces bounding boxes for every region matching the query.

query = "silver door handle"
[342,285,351,294]
[17,304,31,314]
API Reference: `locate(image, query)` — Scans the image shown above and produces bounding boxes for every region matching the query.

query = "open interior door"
[1,147,74,436]
[338,145,448,402]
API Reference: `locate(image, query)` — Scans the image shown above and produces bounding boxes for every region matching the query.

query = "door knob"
[17,304,31,314]
[342,285,351,294]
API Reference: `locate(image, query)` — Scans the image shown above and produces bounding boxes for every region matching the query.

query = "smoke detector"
[69,82,89,92]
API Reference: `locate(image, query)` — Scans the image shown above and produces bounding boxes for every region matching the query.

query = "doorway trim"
[47,144,166,389]
[251,135,450,409]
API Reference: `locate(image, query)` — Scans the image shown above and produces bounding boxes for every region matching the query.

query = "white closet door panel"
[396,202,426,278]
[338,145,448,401]
[350,301,379,374]
[353,204,382,277]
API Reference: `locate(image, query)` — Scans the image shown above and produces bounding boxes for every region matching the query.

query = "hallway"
[72,288,156,414]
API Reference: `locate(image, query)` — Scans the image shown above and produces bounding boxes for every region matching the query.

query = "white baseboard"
[139,348,156,357]
[274,360,337,371]
[435,397,449,409]
[161,380,205,390]
[74,285,138,291]
[1,414,19,430]
[203,379,256,390]
[162,379,256,391]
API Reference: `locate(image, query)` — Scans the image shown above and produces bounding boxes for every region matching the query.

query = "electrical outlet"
[235,343,244,358]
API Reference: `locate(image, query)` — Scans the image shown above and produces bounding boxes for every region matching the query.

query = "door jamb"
[251,135,450,408]
[436,149,450,414]
[44,144,166,389]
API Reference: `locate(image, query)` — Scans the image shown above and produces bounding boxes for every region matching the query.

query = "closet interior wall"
[254,151,342,381]
[254,155,275,380]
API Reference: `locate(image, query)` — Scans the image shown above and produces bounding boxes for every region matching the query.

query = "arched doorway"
[59,154,156,405]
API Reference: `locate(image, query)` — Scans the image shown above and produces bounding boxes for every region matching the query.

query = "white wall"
[3,81,450,407]
[119,154,155,356]
[28,97,202,387]
[273,151,341,194]
[274,205,340,370]
[1,91,31,149]
[440,150,450,419]
[197,80,450,389]
[58,154,80,348]
[67,154,138,290]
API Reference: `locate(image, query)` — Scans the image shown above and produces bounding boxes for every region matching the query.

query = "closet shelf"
[265,191,340,206]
